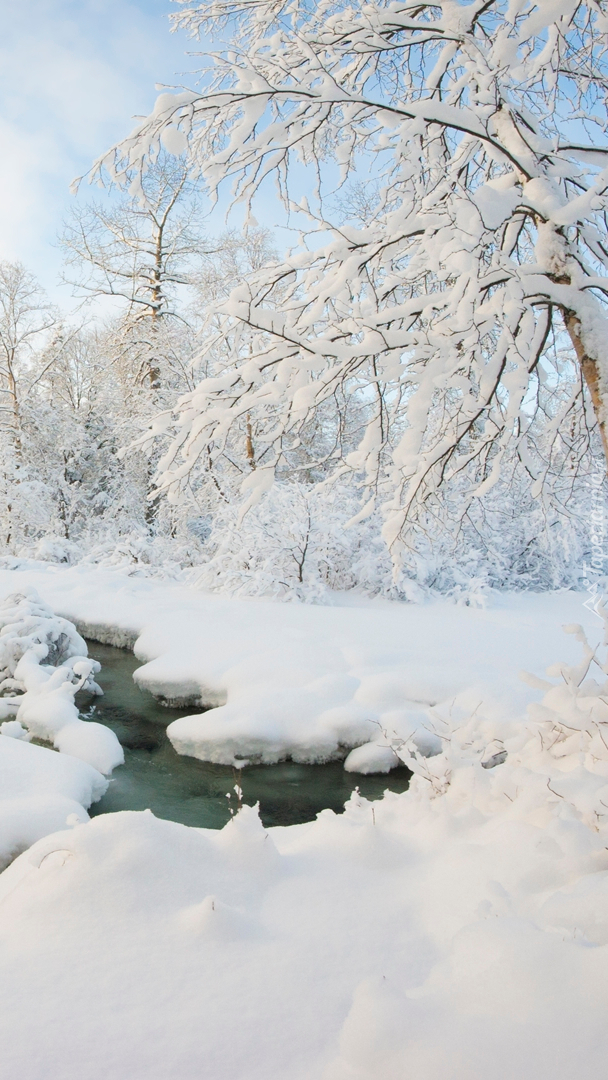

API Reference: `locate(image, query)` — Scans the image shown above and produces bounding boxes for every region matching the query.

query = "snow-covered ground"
[2,788,606,1080]
[2,563,608,1079]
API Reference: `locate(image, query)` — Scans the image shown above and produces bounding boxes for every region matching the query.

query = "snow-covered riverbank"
[2,564,608,1079]
[0,562,597,766]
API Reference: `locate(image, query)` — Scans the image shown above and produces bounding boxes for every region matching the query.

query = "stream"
[78,640,411,829]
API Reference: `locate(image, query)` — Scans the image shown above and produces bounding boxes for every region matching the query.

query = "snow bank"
[0,588,123,775]
[0,566,598,767]
[0,735,107,871]
[0,585,88,684]
[343,741,401,773]
[4,623,608,1080]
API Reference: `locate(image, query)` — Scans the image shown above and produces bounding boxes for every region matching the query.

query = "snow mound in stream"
[0,588,123,774]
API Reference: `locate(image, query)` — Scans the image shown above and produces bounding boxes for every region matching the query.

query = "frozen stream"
[79,641,411,829]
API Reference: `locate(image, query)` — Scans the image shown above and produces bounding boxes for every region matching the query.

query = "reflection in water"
[80,641,411,829]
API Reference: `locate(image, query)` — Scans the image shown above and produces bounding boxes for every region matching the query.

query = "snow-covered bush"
[367,611,608,844]
[192,482,387,600]
[187,468,593,602]
[77,529,203,579]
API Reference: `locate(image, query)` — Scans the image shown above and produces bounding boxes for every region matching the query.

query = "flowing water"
[79,640,411,829]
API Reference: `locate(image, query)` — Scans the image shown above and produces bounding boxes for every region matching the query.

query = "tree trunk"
[246,414,255,469]
[7,362,21,460]
[563,310,608,467]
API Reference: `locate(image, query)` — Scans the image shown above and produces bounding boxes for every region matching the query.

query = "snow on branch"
[94,0,608,563]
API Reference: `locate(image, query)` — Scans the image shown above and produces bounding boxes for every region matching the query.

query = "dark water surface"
[79,641,411,829]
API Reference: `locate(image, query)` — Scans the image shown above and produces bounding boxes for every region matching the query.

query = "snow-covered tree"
[0,262,56,459]
[91,0,607,565]
[26,325,152,543]
[0,263,58,548]
[64,152,216,390]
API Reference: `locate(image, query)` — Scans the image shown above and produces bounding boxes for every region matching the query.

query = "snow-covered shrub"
[193,482,386,600]
[25,536,83,565]
[3,455,592,602]
[78,529,202,579]
[0,588,123,775]
[369,611,608,845]
[184,465,592,602]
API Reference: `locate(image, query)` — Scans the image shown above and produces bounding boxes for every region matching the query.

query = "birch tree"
[91,0,608,561]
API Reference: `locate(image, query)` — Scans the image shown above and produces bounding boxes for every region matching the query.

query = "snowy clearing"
[3,0,608,1073]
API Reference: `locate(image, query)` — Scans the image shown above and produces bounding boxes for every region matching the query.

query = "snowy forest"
[2,0,606,602]
[2,2,608,1078]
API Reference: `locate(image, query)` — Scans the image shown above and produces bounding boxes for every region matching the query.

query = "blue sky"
[0,0,203,302]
